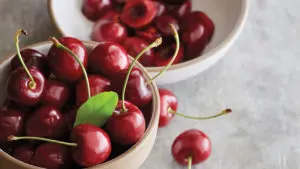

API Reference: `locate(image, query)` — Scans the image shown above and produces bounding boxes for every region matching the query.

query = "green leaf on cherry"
[73,91,119,127]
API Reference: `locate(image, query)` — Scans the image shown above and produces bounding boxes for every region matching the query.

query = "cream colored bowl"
[0,41,160,169]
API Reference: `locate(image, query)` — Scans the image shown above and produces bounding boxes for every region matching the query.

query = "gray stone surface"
[1,0,300,169]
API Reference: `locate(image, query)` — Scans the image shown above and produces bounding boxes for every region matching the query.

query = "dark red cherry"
[172,129,211,165]
[123,37,155,66]
[82,0,113,21]
[169,0,191,19]
[105,101,146,145]
[99,10,120,21]
[12,144,35,164]
[92,19,127,43]
[48,37,88,83]
[71,124,111,167]
[155,1,167,17]
[64,108,77,131]
[163,0,185,4]
[7,67,45,106]
[136,26,161,43]
[157,88,178,127]
[155,15,179,36]
[26,105,65,139]
[120,0,157,28]
[41,80,70,109]
[88,42,130,78]
[10,48,50,77]
[76,74,111,106]
[0,107,25,142]
[153,43,184,66]
[32,143,72,169]
[181,11,215,59]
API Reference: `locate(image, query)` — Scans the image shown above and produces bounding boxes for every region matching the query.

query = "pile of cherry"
[82,0,215,66]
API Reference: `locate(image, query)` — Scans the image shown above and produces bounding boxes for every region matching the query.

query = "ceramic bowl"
[48,0,249,85]
[0,41,160,169]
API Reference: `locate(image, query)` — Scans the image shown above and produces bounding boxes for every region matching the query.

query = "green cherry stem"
[121,37,163,112]
[50,37,91,99]
[8,135,77,147]
[187,156,192,169]
[147,24,180,84]
[169,108,232,120]
[15,29,36,89]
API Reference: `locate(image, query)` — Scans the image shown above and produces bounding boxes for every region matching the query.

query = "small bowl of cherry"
[48,0,249,84]
[0,29,161,169]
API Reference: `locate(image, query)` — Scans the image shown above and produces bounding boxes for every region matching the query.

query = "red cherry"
[157,88,178,127]
[172,129,211,166]
[10,48,50,78]
[0,107,25,142]
[48,37,88,83]
[153,43,184,66]
[7,67,45,106]
[169,0,191,19]
[99,10,121,21]
[123,37,155,66]
[121,0,157,28]
[12,144,35,164]
[26,105,65,139]
[88,42,130,78]
[82,0,113,21]
[155,15,179,36]
[64,108,77,131]
[155,1,167,17]
[32,143,73,169]
[41,80,71,109]
[71,124,111,167]
[76,74,111,106]
[105,101,146,145]
[136,26,161,43]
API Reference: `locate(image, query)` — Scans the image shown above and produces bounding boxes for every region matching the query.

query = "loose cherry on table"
[172,129,211,169]
[12,144,35,164]
[82,0,113,21]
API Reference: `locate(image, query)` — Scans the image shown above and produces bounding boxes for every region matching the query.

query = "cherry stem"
[187,156,192,169]
[147,24,180,84]
[121,37,162,112]
[50,37,91,99]
[7,135,78,147]
[15,29,36,89]
[169,108,232,120]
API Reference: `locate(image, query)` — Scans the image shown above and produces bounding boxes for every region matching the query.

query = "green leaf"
[73,91,119,127]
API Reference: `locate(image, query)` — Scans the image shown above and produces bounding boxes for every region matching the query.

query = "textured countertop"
[1,0,300,169]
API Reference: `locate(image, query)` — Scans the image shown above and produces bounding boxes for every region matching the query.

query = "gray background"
[1,0,300,169]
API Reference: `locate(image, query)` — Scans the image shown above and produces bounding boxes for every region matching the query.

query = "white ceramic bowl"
[48,0,249,85]
[0,41,160,169]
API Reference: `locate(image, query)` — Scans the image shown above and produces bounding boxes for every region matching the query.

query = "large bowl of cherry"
[48,0,249,84]
[0,30,161,169]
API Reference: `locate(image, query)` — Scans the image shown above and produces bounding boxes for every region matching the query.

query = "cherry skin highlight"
[82,0,113,21]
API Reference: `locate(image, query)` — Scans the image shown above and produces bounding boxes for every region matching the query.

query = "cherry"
[99,9,120,21]
[136,26,161,43]
[180,11,215,59]
[169,0,191,19]
[163,0,185,4]
[172,129,211,168]
[64,108,77,131]
[105,100,146,145]
[82,0,113,21]
[48,37,88,83]
[0,107,25,142]
[32,143,73,169]
[88,42,130,78]
[155,15,179,36]
[155,1,167,17]
[123,37,155,66]
[10,48,49,77]
[12,144,35,164]
[41,80,70,109]
[26,105,65,139]
[158,88,178,127]
[76,74,111,106]
[120,0,157,28]
[153,43,184,66]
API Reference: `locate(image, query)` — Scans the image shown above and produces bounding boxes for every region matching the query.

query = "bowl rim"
[47,0,249,72]
[0,41,160,169]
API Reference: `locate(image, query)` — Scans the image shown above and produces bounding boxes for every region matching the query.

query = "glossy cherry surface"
[26,105,65,138]
[0,107,25,142]
[71,124,111,167]
[32,143,72,169]
[153,44,184,66]
[136,26,161,43]
[12,144,35,164]
[170,0,191,19]
[82,0,113,21]
[123,37,155,66]
[7,67,45,106]
[76,74,111,106]
[88,42,130,78]
[41,80,70,109]
[155,1,167,17]
[158,88,178,127]
[155,15,179,36]
[99,10,120,21]
[105,101,146,145]
[172,129,211,165]
[120,0,157,28]
[48,37,88,83]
